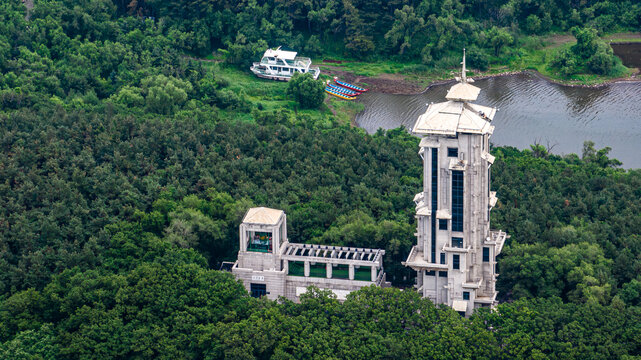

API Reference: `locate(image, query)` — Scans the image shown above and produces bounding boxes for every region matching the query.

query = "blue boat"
[327,84,358,97]
[325,87,355,100]
[333,77,369,92]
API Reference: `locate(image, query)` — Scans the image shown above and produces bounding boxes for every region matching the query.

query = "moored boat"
[327,83,359,97]
[325,87,355,100]
[333,77,369,92]
[250,46,320,81]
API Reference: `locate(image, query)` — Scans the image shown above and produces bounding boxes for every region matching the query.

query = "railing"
[375,269,385,286]
[489,230,507,255]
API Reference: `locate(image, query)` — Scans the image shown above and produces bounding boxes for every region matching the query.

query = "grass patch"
[203,62,341,124]
[327,97,364,126]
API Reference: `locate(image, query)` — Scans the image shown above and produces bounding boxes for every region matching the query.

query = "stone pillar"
[239,224,247,252]
[326,263,332,279]
[349,265,354,280]
[304,261,310,277]
[371,266,377,282]
[283,260,289,274]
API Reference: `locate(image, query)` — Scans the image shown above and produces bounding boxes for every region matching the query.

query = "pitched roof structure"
[446,82,481,102]
[242,207,285,225]
[412,49,497,136]
[413,101,496,136]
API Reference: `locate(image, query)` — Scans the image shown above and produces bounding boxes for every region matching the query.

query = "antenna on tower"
[461,48,467,83]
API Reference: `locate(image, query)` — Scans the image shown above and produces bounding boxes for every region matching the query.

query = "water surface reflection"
[355,73,641,168]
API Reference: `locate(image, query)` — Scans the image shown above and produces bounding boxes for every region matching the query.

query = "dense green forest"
[1,0,641,358]
[115,0,640,69]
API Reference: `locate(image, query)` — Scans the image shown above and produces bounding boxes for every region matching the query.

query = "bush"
[466,47,489,71]
[286,73,325,109]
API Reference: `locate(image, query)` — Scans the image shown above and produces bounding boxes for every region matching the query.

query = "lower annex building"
[231,207,389,301]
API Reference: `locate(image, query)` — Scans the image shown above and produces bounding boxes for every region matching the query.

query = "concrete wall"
[232,263,380,302]
[414,131,499,316]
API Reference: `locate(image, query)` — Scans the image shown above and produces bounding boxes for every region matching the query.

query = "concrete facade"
[232,207,388,302]
[403,52,507,316]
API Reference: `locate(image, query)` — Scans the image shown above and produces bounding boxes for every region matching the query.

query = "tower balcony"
[402,246,448,270]
[489,191,498,208]
[485,230,508,255]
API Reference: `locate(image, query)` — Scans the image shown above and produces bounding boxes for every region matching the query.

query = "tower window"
[250,283,267,298]
[452,237,463,248]
[483,247,490,262]
[440,253,446,264]
[453,254,460,270]
[431,148,438,263]
[463,291,470,300]
[425,270,435,276]
[438,219,448,230]
[452,171,464,232]
[247,231,273,253]
[447,147,458,157]
[438,271,448,278]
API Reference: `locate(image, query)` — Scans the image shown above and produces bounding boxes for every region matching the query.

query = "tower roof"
[413,101,496,136]
[445,82,481,102]
[242,207,284,225]
[412,49,496,136]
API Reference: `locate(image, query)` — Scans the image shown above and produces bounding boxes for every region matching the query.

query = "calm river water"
[354,72,641,168]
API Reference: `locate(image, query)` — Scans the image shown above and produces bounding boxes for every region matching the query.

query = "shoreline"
[320,65,641,95]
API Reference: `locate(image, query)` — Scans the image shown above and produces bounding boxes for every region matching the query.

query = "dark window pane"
[431,148,438,262]
[463,291,470,300]
[452,237,463,248]
[440,253,446,264]
[439,219,448,230]
[448,147,458,157]
[250,283,267,298]
[483,247,490,262]
[425,270,435,276]
[453,254,460,270]
[439,271,448,278]
[452,171,464,232]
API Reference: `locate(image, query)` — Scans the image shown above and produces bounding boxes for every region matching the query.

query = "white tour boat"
[250,46,320,81]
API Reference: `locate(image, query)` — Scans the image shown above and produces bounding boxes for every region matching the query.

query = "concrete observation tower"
[403,50,508,316]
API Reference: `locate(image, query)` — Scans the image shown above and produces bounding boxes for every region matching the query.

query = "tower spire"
[462,48,467,83]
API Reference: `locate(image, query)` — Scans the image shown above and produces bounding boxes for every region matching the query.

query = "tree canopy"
[0,0,640,358]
